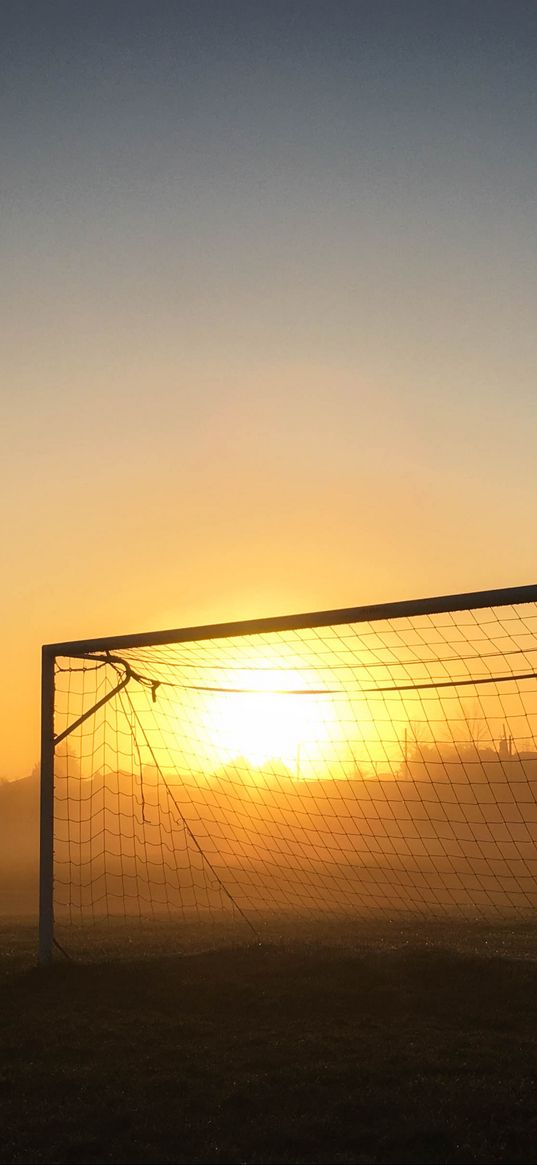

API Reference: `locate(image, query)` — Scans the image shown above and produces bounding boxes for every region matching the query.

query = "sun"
[164,657,381,780]
[206,686,321,770]
[165,657,344,776]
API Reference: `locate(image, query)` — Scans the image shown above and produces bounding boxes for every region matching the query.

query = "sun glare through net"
[42,588,537,959]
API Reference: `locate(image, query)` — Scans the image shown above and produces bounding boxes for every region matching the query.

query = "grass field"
[3,919,537,1164]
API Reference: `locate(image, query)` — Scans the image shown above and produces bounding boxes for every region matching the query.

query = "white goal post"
[39,583,537,964]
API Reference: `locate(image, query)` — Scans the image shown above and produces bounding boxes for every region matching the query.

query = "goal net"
[40,585,537,960]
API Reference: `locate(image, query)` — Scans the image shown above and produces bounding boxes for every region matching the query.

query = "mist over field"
[0,767,39,913]
[5,739,537,923]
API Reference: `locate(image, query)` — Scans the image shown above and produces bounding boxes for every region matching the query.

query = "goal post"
[39,583,537,963]
[39,647,55,965]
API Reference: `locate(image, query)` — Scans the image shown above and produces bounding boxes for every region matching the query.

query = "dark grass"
[3,921,537,1163]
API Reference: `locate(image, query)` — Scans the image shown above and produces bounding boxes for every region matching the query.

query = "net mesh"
[51,599,537,951]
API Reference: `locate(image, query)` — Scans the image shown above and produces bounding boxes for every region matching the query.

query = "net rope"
[51,599,537,950]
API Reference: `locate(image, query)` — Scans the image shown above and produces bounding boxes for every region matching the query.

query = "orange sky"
[2,3,537,778]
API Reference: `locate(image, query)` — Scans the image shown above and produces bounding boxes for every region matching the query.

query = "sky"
[2,0,537,778]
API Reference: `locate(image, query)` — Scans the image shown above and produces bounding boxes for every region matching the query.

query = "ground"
[2,919,537,1164]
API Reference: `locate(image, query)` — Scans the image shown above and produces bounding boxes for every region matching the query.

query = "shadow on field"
[3,928,537,1163]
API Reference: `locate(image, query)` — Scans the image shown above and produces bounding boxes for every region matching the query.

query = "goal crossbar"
[42,582,537,658]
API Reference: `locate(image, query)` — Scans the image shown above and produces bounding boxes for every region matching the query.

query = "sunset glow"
[202,687,323,771]
[2,1,537,789]
[160,662,340,775]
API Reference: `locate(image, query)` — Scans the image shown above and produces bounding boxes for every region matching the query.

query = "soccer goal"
[40,583,537,962]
